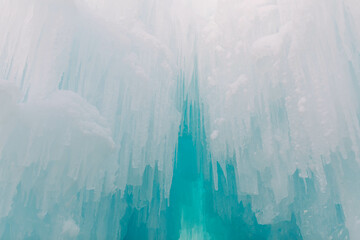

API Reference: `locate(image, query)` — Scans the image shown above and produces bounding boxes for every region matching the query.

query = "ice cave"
[0,0,360,239]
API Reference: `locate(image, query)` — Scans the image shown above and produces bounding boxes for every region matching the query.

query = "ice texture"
[0,0,360,239]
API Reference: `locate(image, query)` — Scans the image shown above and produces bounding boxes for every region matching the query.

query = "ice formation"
[0,0,360,239]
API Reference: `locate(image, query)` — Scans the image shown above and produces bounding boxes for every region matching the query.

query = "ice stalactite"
[0,0,360,239]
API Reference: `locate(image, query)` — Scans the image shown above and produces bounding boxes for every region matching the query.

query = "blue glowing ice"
[0,0,360,239]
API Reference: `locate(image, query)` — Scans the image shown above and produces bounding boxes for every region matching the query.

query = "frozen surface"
[0,0,360,239]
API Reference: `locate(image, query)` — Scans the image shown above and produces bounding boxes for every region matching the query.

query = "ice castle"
[0,0,360,239]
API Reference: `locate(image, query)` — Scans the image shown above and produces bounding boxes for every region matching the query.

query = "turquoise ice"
[0,0,359,239]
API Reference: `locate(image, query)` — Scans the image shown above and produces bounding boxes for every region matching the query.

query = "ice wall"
[0,0,360,239]
[198,0,360,238]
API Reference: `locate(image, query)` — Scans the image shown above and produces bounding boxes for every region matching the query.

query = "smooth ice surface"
[0,0,360,239]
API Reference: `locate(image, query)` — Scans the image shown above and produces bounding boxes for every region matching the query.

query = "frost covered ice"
[0,0,360,239]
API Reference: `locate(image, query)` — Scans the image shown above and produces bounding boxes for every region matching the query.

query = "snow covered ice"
[0,0,360,239]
